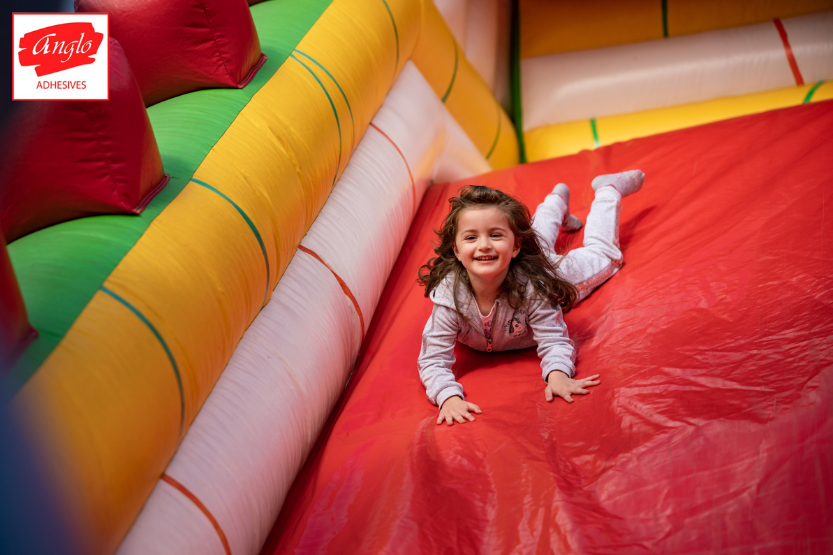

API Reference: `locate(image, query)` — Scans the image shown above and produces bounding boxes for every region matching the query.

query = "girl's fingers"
[446,414,454,425]
[454,413,466,424]
[563,393,574,403]
[573,388,589,394]
[467,403,482,413]
[545,387,554,402]
[465,412,476,422]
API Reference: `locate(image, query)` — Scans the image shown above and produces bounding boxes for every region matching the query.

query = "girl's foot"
[553,183,583,232]
[591,170,644,197]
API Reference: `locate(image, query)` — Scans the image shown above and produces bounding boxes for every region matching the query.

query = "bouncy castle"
[1,0,831,553]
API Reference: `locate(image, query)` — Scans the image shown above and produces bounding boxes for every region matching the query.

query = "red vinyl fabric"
[0,236,35,374]
[263,100,833,554]
[0,37,166,243]
[76,0,265,106]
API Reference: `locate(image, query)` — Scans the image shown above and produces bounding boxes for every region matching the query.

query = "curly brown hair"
[418,185,577,314]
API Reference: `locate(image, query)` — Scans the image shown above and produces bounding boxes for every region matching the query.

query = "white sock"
[591,170,644,197]
[553,183,583,232]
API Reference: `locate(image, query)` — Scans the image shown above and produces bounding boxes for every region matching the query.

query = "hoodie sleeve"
[418,303,464,407]
[528,298,576,381]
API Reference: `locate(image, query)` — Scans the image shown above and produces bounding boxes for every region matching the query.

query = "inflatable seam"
[198,0,235,85]
[485,103,502,160]
[298,245,365,340]
[294,49,356,154]
[237,53,268,89]
[161,474,231,555]
[369,122,415,214]
[804,80,826,102]
[773,18,805,85]
[441,41,459,103]
[100,286,185,438]
[290,53,343,187]
[380,0,400,83]
[191,178,271,307]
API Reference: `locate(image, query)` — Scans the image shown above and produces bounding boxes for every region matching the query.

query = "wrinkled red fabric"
[0,236,35,374]
[263,101,833,554]
[76,0,265,106]
[0,37,166,243]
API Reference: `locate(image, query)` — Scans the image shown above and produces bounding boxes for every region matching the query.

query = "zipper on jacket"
[480,301,499,352]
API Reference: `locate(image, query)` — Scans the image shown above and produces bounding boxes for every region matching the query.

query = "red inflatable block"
[76,0,267,106]
[263,101,833,554]
[0,236,35,375]
[0,38,167,243]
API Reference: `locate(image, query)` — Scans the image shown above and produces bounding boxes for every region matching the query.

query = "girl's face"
[453,207,520,286]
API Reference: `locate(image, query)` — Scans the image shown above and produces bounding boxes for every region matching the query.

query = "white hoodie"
[418,272,576,408]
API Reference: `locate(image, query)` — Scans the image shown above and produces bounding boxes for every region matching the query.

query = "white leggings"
[531,186,624,302]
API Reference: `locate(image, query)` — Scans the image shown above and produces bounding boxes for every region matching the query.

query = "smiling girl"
[417,170,644,425]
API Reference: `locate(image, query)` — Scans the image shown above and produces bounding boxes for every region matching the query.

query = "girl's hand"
[545,371,600,403]
[438,396,482,425]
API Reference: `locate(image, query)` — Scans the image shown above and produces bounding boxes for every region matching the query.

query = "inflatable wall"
[1,0,830,554]
[517,0,833,160]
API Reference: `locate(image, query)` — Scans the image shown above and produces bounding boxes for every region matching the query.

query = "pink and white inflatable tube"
[522,11,833,130]
[115,62,489,555]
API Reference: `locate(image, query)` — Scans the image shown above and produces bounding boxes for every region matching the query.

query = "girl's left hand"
[545,371,600,403]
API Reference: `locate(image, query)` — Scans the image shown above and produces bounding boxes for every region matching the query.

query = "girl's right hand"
[438,396,482,425]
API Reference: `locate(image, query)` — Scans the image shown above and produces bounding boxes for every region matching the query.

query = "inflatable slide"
[1,0,831,554]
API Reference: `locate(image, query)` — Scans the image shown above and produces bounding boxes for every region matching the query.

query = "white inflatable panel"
[435,0,511,105]
[785,12,833,83]
[116,479,228,555]
[464,0,499,90]
[119,254,360,555]
[522,11,833,130]
[116,62,488,555]
[435,109,491,184]
[434,0,468,46]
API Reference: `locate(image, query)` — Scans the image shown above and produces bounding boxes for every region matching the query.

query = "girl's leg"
[558,170,643,301]
[532,184,582,254]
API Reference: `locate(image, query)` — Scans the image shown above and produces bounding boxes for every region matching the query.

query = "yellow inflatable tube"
[412,0,518,169]
[520,0,833,58]
[525,82,833,161]
[11,0,423,553]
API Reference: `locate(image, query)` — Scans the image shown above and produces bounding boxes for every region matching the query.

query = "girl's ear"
[512,237,521,258]
[452,239,460,260]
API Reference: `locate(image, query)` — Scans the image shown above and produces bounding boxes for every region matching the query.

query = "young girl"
[418,170,644,425]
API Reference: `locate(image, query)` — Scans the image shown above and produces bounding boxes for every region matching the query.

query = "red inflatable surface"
[76,0,266,106]
[0,38,167,242]
[263,101,833,554]
[0,236,35,373]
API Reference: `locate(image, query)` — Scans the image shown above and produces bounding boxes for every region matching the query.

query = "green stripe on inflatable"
[662,0,669,38]
[804,81,825,103]
[290,53,343,187]
[590,118,600,147]
[4,0,333,393]
[100,285,185,438]
[442,41,459,103]
[191,178,271,308]
[380,0,399,84]
[294,49,356,154]
[485,102,501,160]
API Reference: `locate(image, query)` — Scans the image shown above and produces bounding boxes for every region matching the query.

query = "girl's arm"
[418,303,465,408]
[527,299,576,382]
